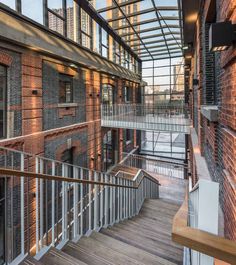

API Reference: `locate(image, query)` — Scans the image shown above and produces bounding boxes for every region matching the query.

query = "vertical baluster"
[113,176,116,223]
[100,174,104,227]
[88,170,92,232]
[120,178,123,220]
[39,158,44,249]
[62,164,68,241]
[125,179,128,219]
[73,167,79,240]
[104,174,109,227]
[117,177,120,222]
[128,180,131,218]
[20,153,25,256]
[80,169,83,236]
[35,157,39,253]
[109,175,113,225]
[51,161,55,246]
[94,172,98,231]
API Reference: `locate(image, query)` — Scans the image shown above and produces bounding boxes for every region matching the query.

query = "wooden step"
[63,241,112,265]
[100,198,183,265]
[90,232,178,265]
[65,237,144,265]
[20,256,44,265]
[40,247,87,265]
[101,226,182,265]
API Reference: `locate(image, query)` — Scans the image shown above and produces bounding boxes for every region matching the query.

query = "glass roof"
[93,0,183,61]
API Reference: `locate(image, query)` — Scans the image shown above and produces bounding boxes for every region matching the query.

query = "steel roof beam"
[120,24,180,37]
[130,37,181,47]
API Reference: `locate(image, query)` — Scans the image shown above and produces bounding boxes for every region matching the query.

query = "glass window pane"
[66,0,76,40]
[93,22,100,54]
[22,0,43,24]
[48,12,65,35]
[59,74,73,103]
[82,33,91,49]
[0,0,15,9]
[81,9,91,35]
[48,0,64,16]
[102,46,108,58]
[102,29,108,46]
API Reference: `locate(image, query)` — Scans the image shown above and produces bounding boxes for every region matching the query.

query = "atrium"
[0,0,235,264]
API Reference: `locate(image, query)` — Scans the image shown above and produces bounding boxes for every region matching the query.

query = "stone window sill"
[57,103,78,108]
[200,105,218,122]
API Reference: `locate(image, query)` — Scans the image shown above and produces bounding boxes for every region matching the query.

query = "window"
[126,129,132,143]
[101,29,108,58]
[0,0,15,10]
[22,0,43,24]
[59,74,73,103]
[114,41,121,64]
[0,65,7,139]
[48,0,65,35]
[81,9,92,49]
[124,86,131,103]
[102,84,113,105]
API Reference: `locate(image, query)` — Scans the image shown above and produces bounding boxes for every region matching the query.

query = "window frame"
[0,64,7,139]
[59,73,74,104]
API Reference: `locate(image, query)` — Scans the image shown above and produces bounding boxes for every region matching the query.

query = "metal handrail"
[0,167,159,189]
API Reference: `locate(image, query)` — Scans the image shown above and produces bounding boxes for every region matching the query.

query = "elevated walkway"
[101,104,190,134]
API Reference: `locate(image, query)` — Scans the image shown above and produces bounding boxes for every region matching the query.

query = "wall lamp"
[209,21,236,52]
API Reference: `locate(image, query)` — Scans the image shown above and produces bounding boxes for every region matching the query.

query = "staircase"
[21,198,183,265]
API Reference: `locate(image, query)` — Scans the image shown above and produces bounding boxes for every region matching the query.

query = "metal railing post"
[35,157,39,253]
[109,175,113,225]
[104,174,109,227]
[94,172,98,230]
[100,174,104,227]
[88,170,92,232]
[51,161,55,246]
[73,167,79,240]
[80,169,83,236]
[20,153,25,256]
[39,158,44,249]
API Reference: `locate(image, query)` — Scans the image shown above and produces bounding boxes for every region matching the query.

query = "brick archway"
[0,50,13,66]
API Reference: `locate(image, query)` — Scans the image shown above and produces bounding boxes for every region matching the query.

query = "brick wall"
[42,61,86,131]
[190,0,236,240]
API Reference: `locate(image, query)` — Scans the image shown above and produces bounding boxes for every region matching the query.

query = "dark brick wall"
[0,48,22,138]
[44,129,88,168]
[42,61,86,131]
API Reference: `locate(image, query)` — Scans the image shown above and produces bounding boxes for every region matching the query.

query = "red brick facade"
[189,0,236,240]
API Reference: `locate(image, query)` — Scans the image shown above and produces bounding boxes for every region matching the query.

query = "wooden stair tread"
[63,241,112,265]
[67,238,144,265]
[100,198,183,265]
[40,247,87,265]
[90,232,178,265]
[102,226,182,264]
[20,256,44,265]
[116,220,183,250]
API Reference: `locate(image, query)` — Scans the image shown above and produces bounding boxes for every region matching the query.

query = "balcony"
[101,104,191,134]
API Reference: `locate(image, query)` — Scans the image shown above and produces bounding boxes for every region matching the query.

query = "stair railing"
[0,146,160,264]
[172,179,236,264]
